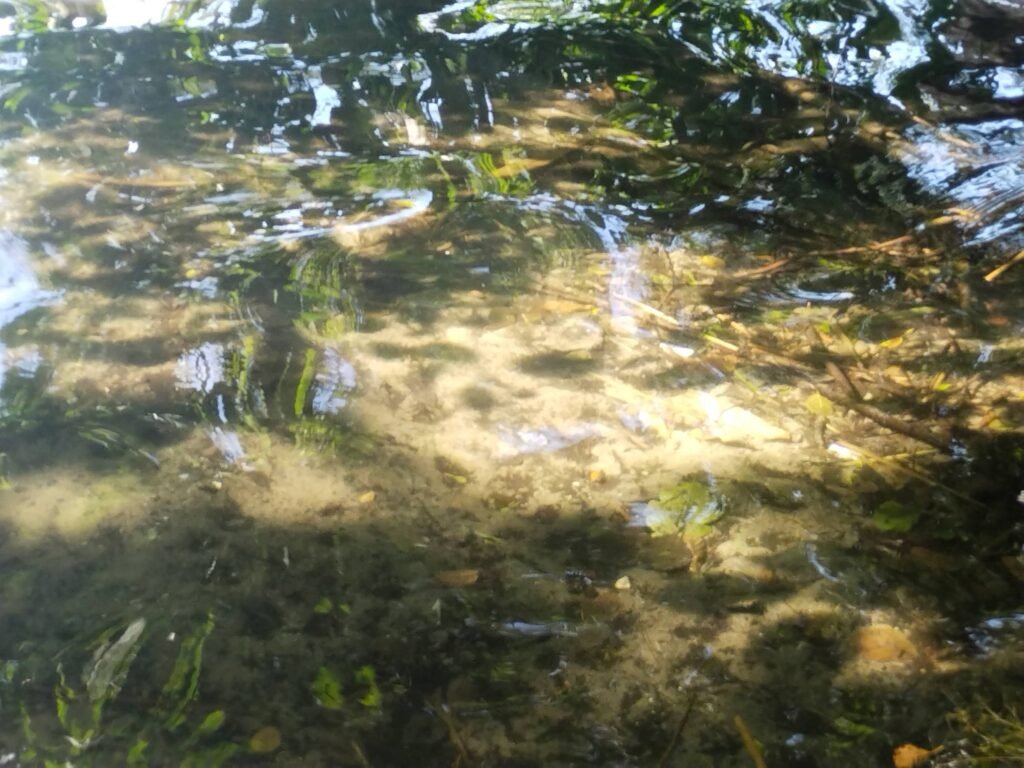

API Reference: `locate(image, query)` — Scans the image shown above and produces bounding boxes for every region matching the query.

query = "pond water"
[0,0,1023,765]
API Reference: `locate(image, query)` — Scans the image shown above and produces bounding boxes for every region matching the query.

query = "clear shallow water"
[0,0,1023,765]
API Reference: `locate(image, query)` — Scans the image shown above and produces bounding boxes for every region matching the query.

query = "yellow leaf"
[490,156,551,179]
[442,473,468,487]
[884,365,911,386]
[313,597,333,614]
[804,392,833,417]
[892,742,942,767]
[879,335,904,349]
[249,726,281,753]
[434,569,480,587]
[358,491,376,504]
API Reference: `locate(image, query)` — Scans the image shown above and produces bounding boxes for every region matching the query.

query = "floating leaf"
[195,710,225,738]
[249,725,282,753]
[657,481,710,514]
[872,501,919,533]
[833,716,876,736]
[683,521,716,540]
[126,738,148,765]
[358,490,376,504]
[804,392,833,417]
[355,666,382,709]
[313,597,334,614]
[490,156,551,179]
[434,569,480,587]
[893,742,943,767]
[312,667,343,709]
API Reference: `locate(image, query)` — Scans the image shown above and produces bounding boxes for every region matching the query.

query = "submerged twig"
[611,292,681,328]
[734,715,768,768]
[429,694,472,768]
[829,390,951,452]
[350,739,371,767]
[657,691,699,768]
[732,257,792,278]
[831,440,984,509]
[983,249,1024,283]
[808,234,914,256]
[657,653,713,768]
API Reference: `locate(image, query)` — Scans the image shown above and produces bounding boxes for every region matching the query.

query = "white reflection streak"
[307,67,341,127]
[101,0,183,28]
[0,231,61,328]
[312,349,357,414]
[175,342,225,394]
[568,203,648,332]
[334,189,433,235]
[187,0,243,29]
[0,231,60,403]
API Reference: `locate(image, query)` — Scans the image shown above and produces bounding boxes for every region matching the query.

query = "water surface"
[1,0,1023,765]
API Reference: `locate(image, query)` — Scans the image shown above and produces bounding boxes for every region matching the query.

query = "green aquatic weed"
[355,666,382,709]
[312,666,343,710]
[872,500,919,533]
[156,612,215,731]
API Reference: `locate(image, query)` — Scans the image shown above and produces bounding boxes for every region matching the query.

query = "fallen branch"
[808,234,913,256]
[829,440,984,509]
[428,694,472,768]
[733,257,792,278]
[611,292,681,327]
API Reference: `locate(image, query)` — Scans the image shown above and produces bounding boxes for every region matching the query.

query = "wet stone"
[533,314,605,355]
[642,535,693,572]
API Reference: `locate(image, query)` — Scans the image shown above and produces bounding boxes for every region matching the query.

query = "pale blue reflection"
[312,349,357,414]
[175,343,226,395]
[0,231,61,329]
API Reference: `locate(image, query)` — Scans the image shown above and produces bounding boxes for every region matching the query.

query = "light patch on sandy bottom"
[29,288,244,409]
[137,426,387,531]
[0,466,151,541]
[330,281,812,524]
[216,443,371,526]
[42,291,240,348]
